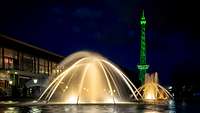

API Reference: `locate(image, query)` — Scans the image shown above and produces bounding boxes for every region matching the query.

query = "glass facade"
[0,48,2,68]
[0,36,63,98]
[22,53,33,72]
[49,61,52,75]
[44,60,48,74]
[0,47,59,76]
[35,58,39,74]
[4,48,18,69]
[39,58,45,74]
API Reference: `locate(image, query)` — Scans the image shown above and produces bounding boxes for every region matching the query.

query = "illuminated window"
[39,58,45,74]
[44,60,48,74]
[4,48,18,69]
[34,58,39,74]
[4,57,13,69]
[0,48,2,68]
[49,61,52,74]
[52,62,58,75]
[4,48,17,59]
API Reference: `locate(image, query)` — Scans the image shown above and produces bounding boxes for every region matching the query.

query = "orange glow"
[136,72,173,101]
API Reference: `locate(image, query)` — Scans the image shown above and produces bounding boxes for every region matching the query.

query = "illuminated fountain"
[38,51,141,104]
[136,72,173,102]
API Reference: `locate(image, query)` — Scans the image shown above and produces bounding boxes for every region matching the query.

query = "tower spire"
[142,10,145,19]
[137,10,149,84]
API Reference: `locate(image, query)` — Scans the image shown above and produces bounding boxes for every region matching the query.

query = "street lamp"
[9,80,13,85]
[33,79,38,84]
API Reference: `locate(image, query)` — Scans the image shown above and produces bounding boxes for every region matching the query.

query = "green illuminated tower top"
[137,10,149,84]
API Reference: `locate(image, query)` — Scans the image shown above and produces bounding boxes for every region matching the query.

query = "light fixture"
[168,86,172,90]
[9,80,13,85]
[33,79,38,84]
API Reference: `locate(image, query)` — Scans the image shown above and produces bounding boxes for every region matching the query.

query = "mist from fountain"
[38,51,141,104]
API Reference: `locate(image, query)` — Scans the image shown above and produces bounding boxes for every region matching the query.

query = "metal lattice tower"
[137,10,149,84]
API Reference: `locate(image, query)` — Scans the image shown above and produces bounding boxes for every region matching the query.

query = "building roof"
[0,34,64,62]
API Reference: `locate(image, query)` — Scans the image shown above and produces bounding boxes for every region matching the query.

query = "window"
[49,61,52,75]
[52,62,58,75]
[44,60,48,74]
[39,58,45,74]
[4,48,17,59]
[4,48,18,69]
[0,48,2,68]
[23,54,33,72]
[4,57,13,69]
[33,57,38,73]
[34,57,38,74]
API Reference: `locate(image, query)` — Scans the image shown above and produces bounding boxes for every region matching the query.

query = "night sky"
[1,0,200,85]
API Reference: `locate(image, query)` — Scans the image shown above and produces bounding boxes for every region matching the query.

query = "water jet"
[38,51,141,104]
[136,72,173,103]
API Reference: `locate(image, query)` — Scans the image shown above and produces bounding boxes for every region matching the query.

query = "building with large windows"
[0,34,64,97]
